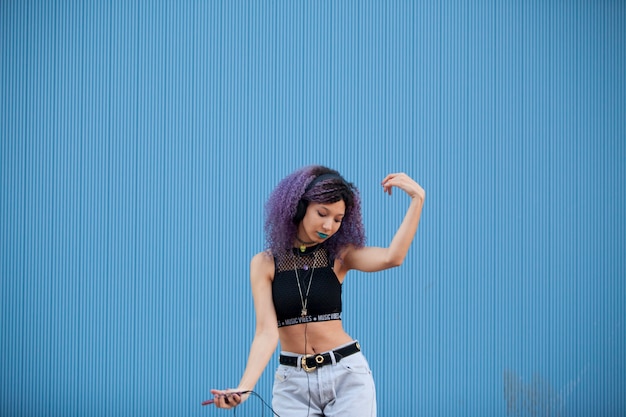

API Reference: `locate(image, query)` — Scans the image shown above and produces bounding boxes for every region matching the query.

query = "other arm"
[342,172,425,273]
[210,252,279,408]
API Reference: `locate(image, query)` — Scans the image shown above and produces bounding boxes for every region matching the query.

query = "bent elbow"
[389,260,404,269]
[386,255,406,269]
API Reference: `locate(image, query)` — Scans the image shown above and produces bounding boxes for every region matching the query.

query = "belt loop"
[296,355,302,370]
[329,350,337,365]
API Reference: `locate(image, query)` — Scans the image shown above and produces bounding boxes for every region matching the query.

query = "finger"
[383,180,394,195]
[210,389,229,397]
[382,173,405,186]
[214,396,225,408]
[217,392,244,409]
[212,393,229,409]
[219,397,234,409]
[381,174,397,185]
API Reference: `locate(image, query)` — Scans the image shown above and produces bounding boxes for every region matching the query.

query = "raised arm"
[341,173,425,273]
[210,251,279,409]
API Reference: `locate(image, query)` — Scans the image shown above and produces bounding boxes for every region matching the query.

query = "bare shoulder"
[250,250,275,281]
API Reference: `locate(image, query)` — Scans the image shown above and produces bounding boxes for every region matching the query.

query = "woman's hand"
[381,172,425,201]
[209,388,250,409]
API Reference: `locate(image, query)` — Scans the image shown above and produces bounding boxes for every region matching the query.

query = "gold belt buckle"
[301,354,325,372]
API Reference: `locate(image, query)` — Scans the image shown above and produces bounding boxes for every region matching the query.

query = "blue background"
[1,1,625,416]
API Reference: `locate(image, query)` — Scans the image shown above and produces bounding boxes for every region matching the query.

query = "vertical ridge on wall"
[1,1,625,417]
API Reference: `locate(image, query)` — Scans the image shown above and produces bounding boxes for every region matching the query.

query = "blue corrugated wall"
[1,1,625,416]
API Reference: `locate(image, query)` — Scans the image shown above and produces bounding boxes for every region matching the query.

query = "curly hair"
[264,165,366,260]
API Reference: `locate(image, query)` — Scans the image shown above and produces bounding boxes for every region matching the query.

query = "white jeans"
[272,342,377,417]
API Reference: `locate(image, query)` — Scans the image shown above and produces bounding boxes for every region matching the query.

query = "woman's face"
[297,200,346,245]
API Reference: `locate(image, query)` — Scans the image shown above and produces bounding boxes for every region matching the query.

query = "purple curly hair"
[264,165,366,260]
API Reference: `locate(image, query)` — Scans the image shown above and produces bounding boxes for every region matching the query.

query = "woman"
[210,165,425,416]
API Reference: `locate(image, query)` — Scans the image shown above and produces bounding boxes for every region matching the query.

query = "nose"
[322,219,333,231]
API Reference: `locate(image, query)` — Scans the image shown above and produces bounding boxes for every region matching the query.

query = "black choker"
[295,236,315,253]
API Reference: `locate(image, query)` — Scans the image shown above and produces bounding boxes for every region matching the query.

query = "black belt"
[279,341,361,372]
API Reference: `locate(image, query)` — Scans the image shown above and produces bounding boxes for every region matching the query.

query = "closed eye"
[318,211,343,222]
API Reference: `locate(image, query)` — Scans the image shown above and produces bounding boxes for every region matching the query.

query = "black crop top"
[272,245,342,327]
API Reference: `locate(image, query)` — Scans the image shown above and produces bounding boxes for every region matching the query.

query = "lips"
[317,232,329,239]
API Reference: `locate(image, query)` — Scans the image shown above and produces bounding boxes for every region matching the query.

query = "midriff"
[278,320,353,354]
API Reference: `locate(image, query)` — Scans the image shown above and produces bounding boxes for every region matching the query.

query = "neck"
[295,236,316,252]
[296,236,315,245]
